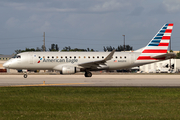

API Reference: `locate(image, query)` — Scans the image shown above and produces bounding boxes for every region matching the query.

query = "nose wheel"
[24,74,28,78]
[22,69,28,78]
[84,71,92,77]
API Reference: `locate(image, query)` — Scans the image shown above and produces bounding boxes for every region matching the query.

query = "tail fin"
[137,23,173,60]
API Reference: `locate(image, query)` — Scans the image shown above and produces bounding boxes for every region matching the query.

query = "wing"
[78,50,115,68]
[151,53,176,59]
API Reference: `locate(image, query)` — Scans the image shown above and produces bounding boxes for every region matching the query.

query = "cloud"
[1,0,180,55]
[89,0,131,13]
[35,8,76,12]
[3,2,27,10]
[1,0,139,14]
[130,6,144,16]
[5,17,19,28]
[163,0,180,13]
[35,21,51,33]
[2,1,76,13]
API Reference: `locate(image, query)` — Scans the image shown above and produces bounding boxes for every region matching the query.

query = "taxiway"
[0,74,180,87]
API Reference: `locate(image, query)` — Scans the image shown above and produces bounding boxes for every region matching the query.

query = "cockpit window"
[16,55,21,58]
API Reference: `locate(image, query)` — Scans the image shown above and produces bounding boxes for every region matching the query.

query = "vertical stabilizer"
[137,23,173,60]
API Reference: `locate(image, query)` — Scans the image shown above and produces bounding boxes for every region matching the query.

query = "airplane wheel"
[24,74,28,78]
[85,72,92,77]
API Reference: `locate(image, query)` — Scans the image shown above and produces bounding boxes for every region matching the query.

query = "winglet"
[104,49,115,61]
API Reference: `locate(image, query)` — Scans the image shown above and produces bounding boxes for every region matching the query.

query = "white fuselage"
[4,51,145,71]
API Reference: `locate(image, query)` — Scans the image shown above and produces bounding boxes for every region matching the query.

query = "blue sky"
[0,0,180,54]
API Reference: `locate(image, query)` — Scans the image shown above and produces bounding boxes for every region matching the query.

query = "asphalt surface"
[0,74,180,87]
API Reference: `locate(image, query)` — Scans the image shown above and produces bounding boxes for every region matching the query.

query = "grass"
[0,87,180,120]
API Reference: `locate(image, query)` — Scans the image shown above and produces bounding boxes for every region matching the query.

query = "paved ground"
[0,74,180,87]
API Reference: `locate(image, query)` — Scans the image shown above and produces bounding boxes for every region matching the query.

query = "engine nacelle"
[60,66,80,74]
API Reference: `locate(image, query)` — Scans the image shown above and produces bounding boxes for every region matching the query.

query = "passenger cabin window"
[65,56,67,58]
[124,56,126,59]
[56,56,58,58]
[61,56,63,58]
[47,56,49,58]
[102,56,104,58]
[74,56,76,58]
[70,56,72,58]
[39,56,41,58]
[52,56,54,58]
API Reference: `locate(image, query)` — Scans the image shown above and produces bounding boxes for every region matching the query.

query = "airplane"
[3,23,175,78]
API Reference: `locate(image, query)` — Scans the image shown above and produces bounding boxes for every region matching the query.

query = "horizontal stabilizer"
[151,53,176,59]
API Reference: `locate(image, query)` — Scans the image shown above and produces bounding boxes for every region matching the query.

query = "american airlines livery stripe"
[137,23,173,60]
[158,43,169,46]
[142,50,167,53]
[137,56,165,60]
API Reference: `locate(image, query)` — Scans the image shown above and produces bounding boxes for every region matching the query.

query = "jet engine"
[60,66,80,74]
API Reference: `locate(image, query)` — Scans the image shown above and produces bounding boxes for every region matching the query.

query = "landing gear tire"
[84,72,92,77]
[24,74,28,78]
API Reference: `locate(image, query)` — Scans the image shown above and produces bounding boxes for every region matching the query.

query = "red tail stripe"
[165,29,172,33]
[137,56,165,60]
[162,36,170,40]
[158,43,169,46]
[142,50,167,53]
[168,23,173,26]
[137,56,156,60]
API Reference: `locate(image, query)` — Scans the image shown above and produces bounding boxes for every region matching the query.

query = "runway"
[0,74,180,87]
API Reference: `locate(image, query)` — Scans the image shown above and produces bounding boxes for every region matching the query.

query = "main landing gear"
[84,71,92,77]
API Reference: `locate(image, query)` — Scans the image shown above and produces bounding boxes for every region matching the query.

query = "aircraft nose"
[3,62,10,68]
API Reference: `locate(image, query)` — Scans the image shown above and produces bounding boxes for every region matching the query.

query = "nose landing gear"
[24,74,28,78]
[22,69,28,78]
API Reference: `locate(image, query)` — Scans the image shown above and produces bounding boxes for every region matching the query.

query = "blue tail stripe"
[154,37,162,39]
[152,40,161,43]
[157,34,164,36]
[148,44,159,46]
[160,30,166,33]
[162,27,167,29]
